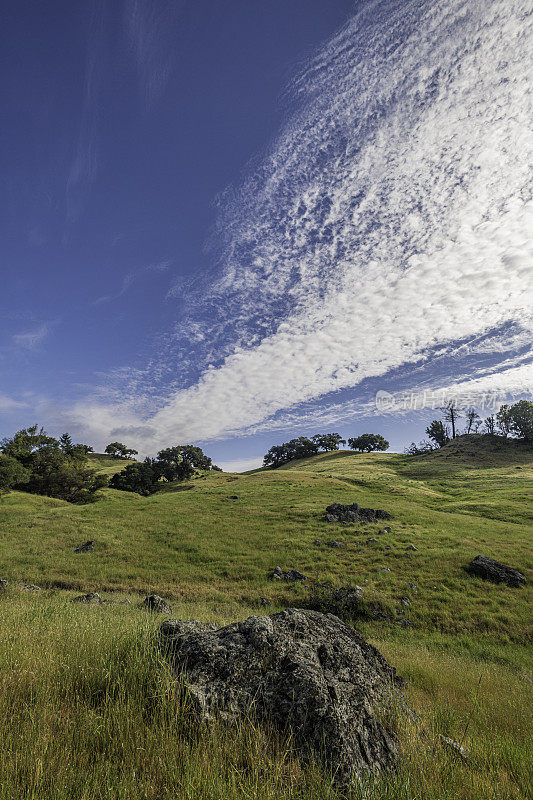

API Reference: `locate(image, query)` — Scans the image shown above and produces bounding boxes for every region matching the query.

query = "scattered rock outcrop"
[0,578,8,591]
[269,566,307,582]
[74,540,95,553]
[466,555,526,588]
[159,608,398,785]
[72,592,104,604]
[324,503,392,524]
[140,594,172,613]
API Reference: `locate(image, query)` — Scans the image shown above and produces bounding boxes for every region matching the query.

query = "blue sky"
[1,0,532,470]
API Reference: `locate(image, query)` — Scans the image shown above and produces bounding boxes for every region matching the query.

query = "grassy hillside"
[0,436,531,799]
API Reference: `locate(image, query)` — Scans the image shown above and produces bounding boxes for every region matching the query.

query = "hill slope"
[0,437,531,642]
[0,436,531,800]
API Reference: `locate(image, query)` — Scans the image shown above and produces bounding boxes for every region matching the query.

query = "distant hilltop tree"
[503,400,533,442]
[440,400,461,439]
[347,434,389,453]
[109,444,218,495]
[104,442,138,459]
[464,408,481,434]
[425,420,450,449]
[311,433,346,451]
[0,425,106,503]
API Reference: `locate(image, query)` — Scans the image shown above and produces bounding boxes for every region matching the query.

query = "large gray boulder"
[159,608,398,785]
[467,555,526,587]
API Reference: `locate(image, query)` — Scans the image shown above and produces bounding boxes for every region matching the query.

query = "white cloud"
[73,0,533,450]
[0,393,28,413]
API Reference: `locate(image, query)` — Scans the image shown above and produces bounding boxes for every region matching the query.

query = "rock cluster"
[72,592,104,604]
[269,566,307,582]
[467,555,526,587]
[324,503,392,524]
[159,608,399,785]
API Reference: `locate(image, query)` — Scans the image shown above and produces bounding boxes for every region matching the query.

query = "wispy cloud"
[72,0,533,451]
[123,0,185,109]
[0,393,28,413]
[65,0,107,226]
[92,259,171,305]
[12,323,50,351]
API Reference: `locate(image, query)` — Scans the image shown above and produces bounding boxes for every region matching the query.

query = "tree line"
[406,399,533,454]
[263,432,389,468]
[0,426,219,502]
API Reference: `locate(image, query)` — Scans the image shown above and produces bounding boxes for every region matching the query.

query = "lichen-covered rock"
[269,567,307,582]
[140,594,172,613]
[74,540,95,553]
[159,608,398,785]
[467,555,525,587]
[324,503,392,524]
[71,592,104,604]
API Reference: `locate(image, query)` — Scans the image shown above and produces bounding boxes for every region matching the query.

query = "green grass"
[0,434,531,798]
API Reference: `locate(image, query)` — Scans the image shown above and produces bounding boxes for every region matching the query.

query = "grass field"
[0,435,531,798]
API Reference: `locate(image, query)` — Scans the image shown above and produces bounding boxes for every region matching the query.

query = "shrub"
[0,456,30,497]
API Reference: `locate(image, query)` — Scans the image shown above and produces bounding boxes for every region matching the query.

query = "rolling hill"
[0,435,531,799]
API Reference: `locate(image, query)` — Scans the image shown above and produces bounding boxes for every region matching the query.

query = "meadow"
[0,435,531,799]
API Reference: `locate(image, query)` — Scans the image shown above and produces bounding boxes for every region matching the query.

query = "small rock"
[405,544,418,551]
[0,579,8,591]
[140,594,172,613]
[408,582,418,592]
[326,540,345,548]
[367,537,378,544]
[259,597,271,607]
[228,495,239,500]
[72,592,104,604]
[466,555,526,588]
[381,567,391,572]
[382,527,392,534]
[384,546,392,551]
[313,539,322,546]
[400,597,411,607]
[74,540,95,553]
[19,583,41,592]
[394,618,412,628]
[439,735,470,762]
